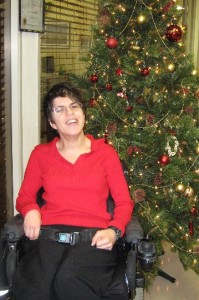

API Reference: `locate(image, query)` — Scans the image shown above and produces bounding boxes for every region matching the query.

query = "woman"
[13,82,134,300]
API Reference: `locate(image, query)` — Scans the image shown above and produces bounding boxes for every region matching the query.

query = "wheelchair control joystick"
[137,234,156,272]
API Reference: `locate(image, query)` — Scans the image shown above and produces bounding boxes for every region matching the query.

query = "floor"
[144,241,199,300]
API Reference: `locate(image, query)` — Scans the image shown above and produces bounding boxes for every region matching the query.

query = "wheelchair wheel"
[133,287,144,300]
[6,250,17,284]
[126,249,136,291]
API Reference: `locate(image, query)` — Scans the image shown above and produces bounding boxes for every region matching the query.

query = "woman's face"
[50,96,85,139]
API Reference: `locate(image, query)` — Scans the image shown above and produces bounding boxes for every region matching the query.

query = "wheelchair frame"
[0,212,156,300]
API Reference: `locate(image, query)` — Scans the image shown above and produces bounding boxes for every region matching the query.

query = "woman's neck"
[56,134,91,163]
[59,132,87,149]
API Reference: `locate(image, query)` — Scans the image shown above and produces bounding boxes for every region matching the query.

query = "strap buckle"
[58,232,78,245]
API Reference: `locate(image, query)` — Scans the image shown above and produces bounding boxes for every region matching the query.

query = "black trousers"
[12,234,128,300]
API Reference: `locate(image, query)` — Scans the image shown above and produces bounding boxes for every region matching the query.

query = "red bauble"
[89,74,98,83]
[140,67,150,77]
[127,146,133,155]
[188,220,194,236]
[105,83,113,91]
[181,88,189,95]
[163,1,175,12]
[146,114,154,124]
[170,129,176,136]
[106,37,118,49]
[125,105,133,112]
[115,67,123,76]
[128,146,141,154]
[89,98,97,107]
[165,24,182,42]
[159,154,170,166]
[190,206,198,215]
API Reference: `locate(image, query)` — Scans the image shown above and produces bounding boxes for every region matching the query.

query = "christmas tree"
[70,0,199,284]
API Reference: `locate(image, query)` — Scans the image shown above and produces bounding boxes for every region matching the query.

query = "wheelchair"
[0,191,156,300]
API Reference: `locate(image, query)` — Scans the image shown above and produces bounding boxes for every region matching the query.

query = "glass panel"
[40,0,98,141]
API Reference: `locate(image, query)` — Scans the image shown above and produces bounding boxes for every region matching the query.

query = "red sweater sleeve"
[103,146,134,234]
[16,147,43,216]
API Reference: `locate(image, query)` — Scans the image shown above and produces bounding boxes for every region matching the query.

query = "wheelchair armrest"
[0,215,24,288]
[125,216,144,243]
[2,214,24,241]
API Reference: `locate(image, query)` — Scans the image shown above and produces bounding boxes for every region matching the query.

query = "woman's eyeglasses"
[51,102,82,114]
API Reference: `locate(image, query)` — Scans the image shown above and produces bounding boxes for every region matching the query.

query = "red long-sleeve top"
[16,135,134,235]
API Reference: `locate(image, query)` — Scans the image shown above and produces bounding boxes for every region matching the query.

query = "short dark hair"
[43,82,84,122]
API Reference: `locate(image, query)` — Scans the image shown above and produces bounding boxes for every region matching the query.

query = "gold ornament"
[192,70,197,76]
[181,25,187,34]
[178,42,183,48]
[137,14,146,24]
[129,43,141,51]
[135,60,142,65]
[196,145,199,154]
[155,66,160,75]
[167,63,175,72]
[175,183,185,193]
[131,45,141,51]
[184,186,194,198]
[195,168,199,175]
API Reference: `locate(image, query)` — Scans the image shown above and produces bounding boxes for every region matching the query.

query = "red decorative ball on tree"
[89,74,99,83]
[165,24,182,42]
[188,220,194,236]
[146,114,154,125]
[140,67,150,77]
[125,105,133,112]
[106,36,118,49]
[163,1,175,12]
[105,83,113,91]
[181,88,189,95]
[159,154,170,166]
[127,146,134,156]
[115,67,123,76]
[89,98,97,107]
[190,206,198,215]
[127,146,142,155]
[170,129,176,136]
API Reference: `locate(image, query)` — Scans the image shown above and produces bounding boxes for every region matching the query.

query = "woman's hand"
[91,228,117,250]
[24,210,41,240]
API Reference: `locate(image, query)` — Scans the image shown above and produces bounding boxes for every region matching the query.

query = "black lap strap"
[40,227,99,245]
